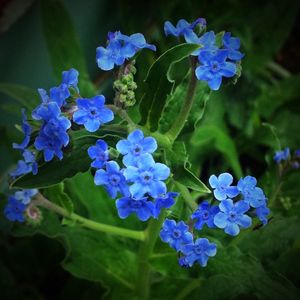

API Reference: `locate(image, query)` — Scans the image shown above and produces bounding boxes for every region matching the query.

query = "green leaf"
[139,43,200,131]
[0,83,39,110]
[191,124,242,178]
[41,0,96,96]
[43,183,74,214]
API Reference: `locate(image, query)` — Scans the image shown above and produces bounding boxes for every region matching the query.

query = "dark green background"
[0,0,300,299]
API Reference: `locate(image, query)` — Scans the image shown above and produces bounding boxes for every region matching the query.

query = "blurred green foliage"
[0,0,300,299]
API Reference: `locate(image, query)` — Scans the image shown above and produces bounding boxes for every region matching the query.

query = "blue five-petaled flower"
[214,199,252,236]
[191,201,219,230]
[73,95,114,132]
[88,139,109,169]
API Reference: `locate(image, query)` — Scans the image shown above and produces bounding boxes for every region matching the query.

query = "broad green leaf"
[41,0,96,96]
[43,183,74,214]
[191,124,242,178]
[139,43,200,131]
[0,83,39,110]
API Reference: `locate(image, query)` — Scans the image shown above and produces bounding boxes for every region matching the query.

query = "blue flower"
[32,101,61,121]
[94,161,129,199]
[62,68,79,90]
[96,32,155,71]
[185,31,217,56]
[222,32,244,61]
[34,132,65,161]
[4,196,26,222]
[255,205,270,225]
[164,18,206,40]
[160,219,193,251]
[123,154,170,199]
[191,201,219,230]
[153,192,178,218]
[73,95,114,132]
[209,172,239,201]
[49,84,70,107]
[195,49,237,90]
[237,176,267,208]
[214,199,252,236]
[181,238,217,267]
[116,129,157,166]
[88,139,109,168]
[9,149,38,178]
[273,147,290,163]
[14,189,38,205]
[295,150,300,157]
[116,196,154,221]
[12,109,31,150]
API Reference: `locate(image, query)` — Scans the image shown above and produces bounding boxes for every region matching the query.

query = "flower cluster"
[9,68,114,179]
[165,18,244,90]
[96,31,156,71]
[273,147,300,169]
[88,129,178,221]
[4,189,38,222]
[160,172,270,268]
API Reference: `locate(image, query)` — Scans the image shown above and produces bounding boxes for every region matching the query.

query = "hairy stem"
[34,194,145,241]
[166,57,198,142]
[174,181,198,211]
[135,213,165,299]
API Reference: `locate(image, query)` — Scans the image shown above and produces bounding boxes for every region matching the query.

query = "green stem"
[166,58,198,142]
[174,181,198,211]
[174,280,202,300]
[34,194,145,241]
[106,104,136,130]
[135,213,165,299]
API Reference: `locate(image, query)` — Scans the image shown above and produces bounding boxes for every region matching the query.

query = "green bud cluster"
[113,63,137,107]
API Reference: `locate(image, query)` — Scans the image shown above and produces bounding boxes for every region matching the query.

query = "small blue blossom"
[222,32,244,61]
[116,196,154,221]
[152,192,178,218]
[191,201,219,230]
[14,189,38,205]
[214,199,252,236]
[94,161,129,199]
[4,196,26,222]
[185,31,217,56]
[255,205,270,225]
[9,149,38,178]
[123,154,170,199]
[32,101,61,121]
[96,31,155,71]
[181,238,217,267]
[273,147,290,164]
[116,129,157,166]
[49,84,70,107]
[209,172,239,201]
[295,150,300,157]
[12,109,31,150]
[195,49,237,90]
[237,176,267,208]
[62,68,79,90]
[73,95,114,132]
[160,219,193,251]
[178,256,190,268]
[88,139,109,168]
[164,18,206,40]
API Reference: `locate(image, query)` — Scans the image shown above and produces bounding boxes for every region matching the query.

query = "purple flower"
[116,129,157,166]
[88,139,109,169]
[214,199,252,236]
[181,238,217,267]
[160,219,193,251]
[94,161,129,199]
[195,49,237,90]
[116,196,154,221]
[222,32,244,61]
[191,201,219,230]
[73,95,114,132]
[123,154,170,199]
[4,196,26,222]
[209,172,239,201]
